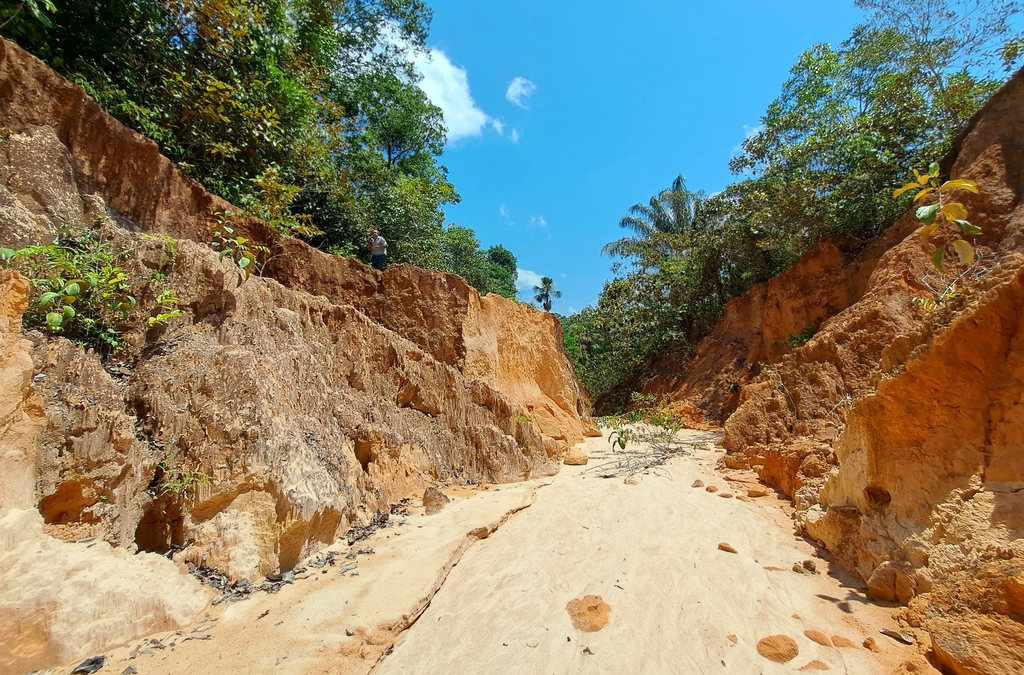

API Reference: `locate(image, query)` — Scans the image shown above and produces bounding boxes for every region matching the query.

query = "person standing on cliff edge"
[368,229,387,270]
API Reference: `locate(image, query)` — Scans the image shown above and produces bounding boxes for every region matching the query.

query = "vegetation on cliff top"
[0,0,518,298]
[565,0,1023,409]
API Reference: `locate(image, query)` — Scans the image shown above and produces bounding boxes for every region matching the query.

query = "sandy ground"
[51,431,935,675]
[78,477,551,675]
[375,431,929,675]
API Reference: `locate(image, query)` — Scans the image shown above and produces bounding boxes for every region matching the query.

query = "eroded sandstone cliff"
[0,38,594,672]
[654,67,1024,674]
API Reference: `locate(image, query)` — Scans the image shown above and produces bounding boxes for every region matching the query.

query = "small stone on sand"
[792,563,807,574]
[566,595,610,632]
[706,485,719,493]
[804,629,830,646]
[863,637,880,652]
[737,495,751,502]
[747,487,769,498]
[799,660,830,671]
[831,635,855,648]
[563,446,588,466]
[756,635,799,663]
[727,634,738,644]
[718,542,738,554]
[802,559,817,573]
[691,480,704,488]
[423,487,450,515]
[624,475,641,486]
[719,492,734,498]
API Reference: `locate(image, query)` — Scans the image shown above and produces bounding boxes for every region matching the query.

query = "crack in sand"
[367,488,546,672]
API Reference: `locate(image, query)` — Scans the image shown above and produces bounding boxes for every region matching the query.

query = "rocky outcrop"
[0,271,212,675]
[0,38,593,670]
[264,239,596,450]
[658,67,1024,672]
[642,228,914,423]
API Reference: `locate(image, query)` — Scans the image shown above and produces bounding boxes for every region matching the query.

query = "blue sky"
[412,1,866,313]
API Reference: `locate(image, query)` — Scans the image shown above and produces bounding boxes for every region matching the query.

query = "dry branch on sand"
[584,425,705,478]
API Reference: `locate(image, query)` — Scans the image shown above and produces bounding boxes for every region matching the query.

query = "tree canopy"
[1,0,519,296]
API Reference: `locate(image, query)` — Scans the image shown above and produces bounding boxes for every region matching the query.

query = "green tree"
[484,245,518,298]
[730,0,1014,252]
[431,226,517,298]
[602,175,703,262]
[533,277,561,312]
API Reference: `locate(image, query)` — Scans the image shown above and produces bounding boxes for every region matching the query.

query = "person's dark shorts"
[371,254,385,270]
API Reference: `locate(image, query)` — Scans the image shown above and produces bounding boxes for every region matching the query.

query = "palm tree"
[533,276,562,312]
[601,174,705,262]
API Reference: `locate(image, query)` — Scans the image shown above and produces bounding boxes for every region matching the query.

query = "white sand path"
[77,431,930,675]
[374,431,924,675]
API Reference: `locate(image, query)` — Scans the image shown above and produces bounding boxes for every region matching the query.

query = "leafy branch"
[209,211,270,287]
[893,161,981,271]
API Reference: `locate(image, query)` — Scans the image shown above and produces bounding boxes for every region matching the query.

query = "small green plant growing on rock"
[210,211,270,287]
[158,451,211,499]
[1,234,136,351]
[148,288,181,325]
[786,325,818,349]
[893,162,980,271]
[894,163,989,310]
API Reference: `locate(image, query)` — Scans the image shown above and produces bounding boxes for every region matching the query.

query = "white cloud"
[733,124,763,154]
[411,48,489,141]
[506,76,536,108]
[387,26,517,145]
[530,215,547,227]
[499,204,510,218]
[515,269,544,293]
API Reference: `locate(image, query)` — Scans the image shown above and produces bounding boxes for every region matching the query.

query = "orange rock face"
[0,38,595,669]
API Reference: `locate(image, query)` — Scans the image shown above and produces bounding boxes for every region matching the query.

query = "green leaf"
[63,305,75,320]
[238,256,251,269]
[952,239,975,265]
[46,311,63,328]
[0,248,14,260]
[39,291,60,306]
[955,220,982,235]
[916,203,940,224]
[929,162,940,178]
[932,246,946,271]
[63,282,81,296]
